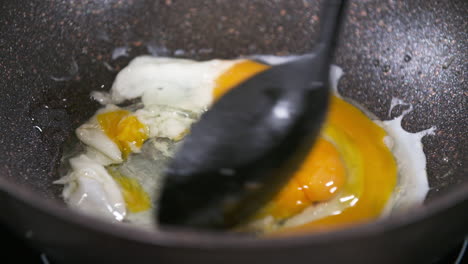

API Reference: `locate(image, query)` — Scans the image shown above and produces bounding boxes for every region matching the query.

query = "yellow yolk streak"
[108,167,152,213]
[214,60,270,100]
[114,176,151,213]
[97,110,149,159]
[214,60,397,234]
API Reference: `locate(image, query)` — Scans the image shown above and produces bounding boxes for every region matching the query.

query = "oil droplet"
[372,59,380,67]
[404,55,412,62]
[442,57,455,70]
[382,65,391,73]
[33,126,43,133]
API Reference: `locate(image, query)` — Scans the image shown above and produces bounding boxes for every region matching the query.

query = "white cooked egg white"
[109,56,239,110]
[56,154,126,221]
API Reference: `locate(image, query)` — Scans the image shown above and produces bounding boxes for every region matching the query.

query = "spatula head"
[158,55,329,229]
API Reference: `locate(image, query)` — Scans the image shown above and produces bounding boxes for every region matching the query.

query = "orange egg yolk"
[214,60,397,234]
[276,96,397,235]
[115,176,151,213]
[107,167,152,213]
[97,110,149,159]
[257,138,346,220]
[214,60,270,100]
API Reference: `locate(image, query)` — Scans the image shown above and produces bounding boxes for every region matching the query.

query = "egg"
[56,154,126,221]
[75,105,125,164]
[56,55,431,235]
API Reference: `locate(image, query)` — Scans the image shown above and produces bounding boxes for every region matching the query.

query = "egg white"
[110,56,239,111]
[56,154,126,221]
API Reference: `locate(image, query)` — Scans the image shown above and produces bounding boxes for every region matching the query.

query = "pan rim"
[0,175,467,249]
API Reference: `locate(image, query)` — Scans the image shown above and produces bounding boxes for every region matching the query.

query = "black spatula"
[158,0,348,230]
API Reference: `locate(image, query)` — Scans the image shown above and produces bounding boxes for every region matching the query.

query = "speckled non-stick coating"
[0,0,465,202]
[0,0,467,263]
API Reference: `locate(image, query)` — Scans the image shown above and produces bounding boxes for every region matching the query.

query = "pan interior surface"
[0,0,466,237]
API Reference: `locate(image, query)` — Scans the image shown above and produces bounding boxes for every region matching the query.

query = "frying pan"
[0,0,466,263]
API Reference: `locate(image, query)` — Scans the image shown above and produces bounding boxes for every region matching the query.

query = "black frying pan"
[0,0,466,263]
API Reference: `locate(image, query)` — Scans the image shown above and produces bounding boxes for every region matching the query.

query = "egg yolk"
[97,110,149,159]
[214,60,270,99]
[108,167,151,213]
[276,96,397,234]
[215,60,397,234]
[256,138,346,220]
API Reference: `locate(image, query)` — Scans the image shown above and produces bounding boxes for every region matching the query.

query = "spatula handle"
[318,0,348,59]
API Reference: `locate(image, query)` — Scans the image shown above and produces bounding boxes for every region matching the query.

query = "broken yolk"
[214,60,270,99]
[114,176,151,213]
[275,96,397,234]
[257,138,346,220]
[108,167,151,213]
[97,110,149,159]
[214,59,397,234]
